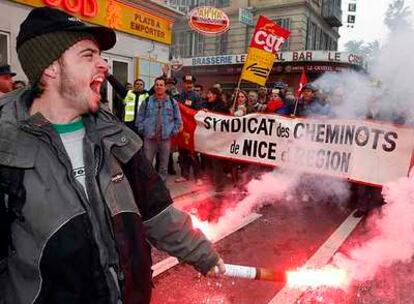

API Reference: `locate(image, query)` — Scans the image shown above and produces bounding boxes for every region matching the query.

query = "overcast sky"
[338,0,414,50]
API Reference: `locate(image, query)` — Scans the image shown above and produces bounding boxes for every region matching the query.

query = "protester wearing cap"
[0,64,16,97]
[272,80,294,114]
[178,74,203,108]
[175,74,204,184]
[0,63,16,262]
[0,7,224,304]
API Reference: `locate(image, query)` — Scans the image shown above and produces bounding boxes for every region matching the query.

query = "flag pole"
[292,96,299,117]
[231,77,243,113]
[292,67,307,117]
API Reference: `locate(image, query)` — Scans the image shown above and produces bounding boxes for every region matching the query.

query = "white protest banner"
[193,112,414,186]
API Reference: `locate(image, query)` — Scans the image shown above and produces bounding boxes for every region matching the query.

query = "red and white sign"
[249,16,291,54]
[240,15,290,86]
[176,105,414,186]
[188,6,230,36]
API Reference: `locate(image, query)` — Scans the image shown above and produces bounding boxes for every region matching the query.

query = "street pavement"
[151,176,414,304]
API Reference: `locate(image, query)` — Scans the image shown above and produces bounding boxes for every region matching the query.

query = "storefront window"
[0,31,9,66]
[138,58,164,89]
[113,61,128,101]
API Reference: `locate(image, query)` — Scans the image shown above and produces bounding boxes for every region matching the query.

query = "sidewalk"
[165,175,200,199]
[165,175,217,210]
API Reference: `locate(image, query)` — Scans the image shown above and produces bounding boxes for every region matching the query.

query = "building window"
[314,27,321,50]
[172,31,193,57]
[307,21,318,50]
[332,40,338,51]
[166,0,193,13]
[0,31,9,66]
[196,0,216,5]
[215,32,228,54]
[138,58,163,90]
[216,0,230,7]
[193,32,204,56]
[320,32,329,50]
[273,18,291,50]
[172,31,204,57]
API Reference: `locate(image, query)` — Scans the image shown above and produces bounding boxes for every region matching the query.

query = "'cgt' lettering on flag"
[241,15,291,86]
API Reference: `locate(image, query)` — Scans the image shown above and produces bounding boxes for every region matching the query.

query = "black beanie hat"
[16,6,116,84]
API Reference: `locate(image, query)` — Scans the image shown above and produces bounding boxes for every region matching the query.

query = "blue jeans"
[144,138,171,182]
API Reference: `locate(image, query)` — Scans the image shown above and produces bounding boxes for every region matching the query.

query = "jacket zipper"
[21,125,117,300]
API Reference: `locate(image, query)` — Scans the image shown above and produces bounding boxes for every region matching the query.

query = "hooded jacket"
[0,89,219,304]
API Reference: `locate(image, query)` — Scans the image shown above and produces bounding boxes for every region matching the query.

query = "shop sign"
[239,8,253,26]
[183,51,364,66]
[188,6,230,36]
[10,0,173,44]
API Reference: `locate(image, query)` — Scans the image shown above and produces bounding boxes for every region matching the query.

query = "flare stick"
[223,264,286,282]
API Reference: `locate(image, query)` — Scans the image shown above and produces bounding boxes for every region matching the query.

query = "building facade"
[0,0,183,108]
[153,0,361,93]
[159,0,342,57]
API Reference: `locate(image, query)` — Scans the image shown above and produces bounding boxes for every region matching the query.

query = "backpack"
[137,95,177,136]
[142,94,176,113]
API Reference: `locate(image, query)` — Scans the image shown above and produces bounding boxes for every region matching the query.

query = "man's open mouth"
[90,76,104,95]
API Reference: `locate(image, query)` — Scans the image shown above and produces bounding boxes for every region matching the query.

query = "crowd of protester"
[101,70,413,219]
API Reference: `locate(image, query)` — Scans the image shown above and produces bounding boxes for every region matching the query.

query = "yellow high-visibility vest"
[123,90,149,122]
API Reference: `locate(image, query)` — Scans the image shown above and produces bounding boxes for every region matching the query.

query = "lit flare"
[220,264,349,290]
[286,266,349,289]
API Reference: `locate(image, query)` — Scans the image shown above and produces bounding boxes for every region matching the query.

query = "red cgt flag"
[296,68,308,97]
[171,103,197,151]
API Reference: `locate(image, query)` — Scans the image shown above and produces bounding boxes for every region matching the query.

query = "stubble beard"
[59,66,97,114]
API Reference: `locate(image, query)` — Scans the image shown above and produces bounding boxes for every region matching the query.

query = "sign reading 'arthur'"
[188,6,230,36]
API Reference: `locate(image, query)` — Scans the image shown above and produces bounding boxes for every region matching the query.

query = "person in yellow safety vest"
[107,75,154,133]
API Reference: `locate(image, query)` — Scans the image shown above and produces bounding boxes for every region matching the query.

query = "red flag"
[171,103,197,151]
[296,68,308,97]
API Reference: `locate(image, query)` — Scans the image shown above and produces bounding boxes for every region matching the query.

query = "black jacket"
[0,89,219,304]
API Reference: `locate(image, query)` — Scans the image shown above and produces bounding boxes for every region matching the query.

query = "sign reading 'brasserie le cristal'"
[11,0,173,45]
[184,51,364,66]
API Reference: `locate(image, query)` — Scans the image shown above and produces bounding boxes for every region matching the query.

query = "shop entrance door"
[102,54,133,117]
